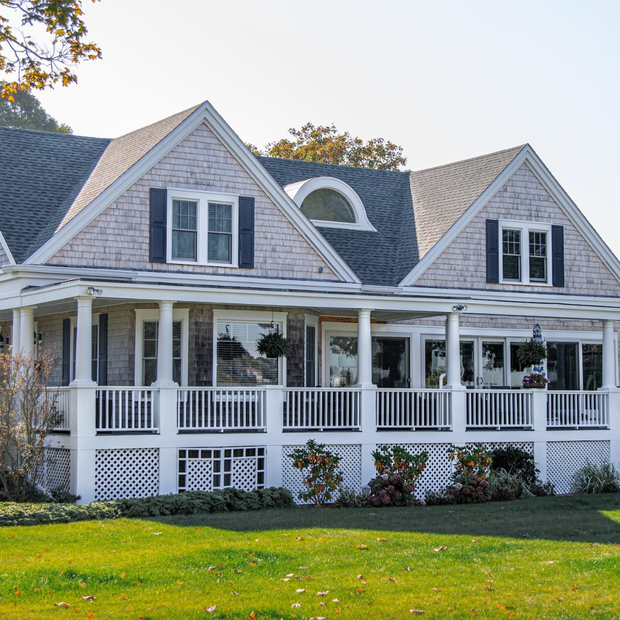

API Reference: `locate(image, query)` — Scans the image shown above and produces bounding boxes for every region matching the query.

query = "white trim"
[400,145,620,287]
[0,231,15,266]
[285,177,377,232]
[304,314,319,387]
[499,219,552,286]
[25,102,360,284]
[212,309,287,387]
[69,313,101,383]
[167,188,239,267]
[134,308,189,386]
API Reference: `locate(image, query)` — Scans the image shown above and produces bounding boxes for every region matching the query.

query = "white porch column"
[445,312,462,389]
[154,300,176,386]
[602,320,617,389]
[11,309,21,353]
[73,297,95,385]
[19,306,36,355]
[356,309,373,388]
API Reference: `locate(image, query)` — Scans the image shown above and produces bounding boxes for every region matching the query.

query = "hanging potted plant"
[256,326,291,358]
[516,338,548,389]
[516,338,547,369]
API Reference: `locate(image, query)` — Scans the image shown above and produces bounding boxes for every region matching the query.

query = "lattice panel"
[95,448,159,501]
[282,444,362,503]
[178,447,265,493]
[383,443,453,497]
[45,448,71,493]
[547,441,610,495]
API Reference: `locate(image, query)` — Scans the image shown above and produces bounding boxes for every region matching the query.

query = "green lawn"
[2,495,620,619]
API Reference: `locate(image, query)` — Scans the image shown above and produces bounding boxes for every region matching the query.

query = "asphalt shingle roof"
[0,127,110,263]
[0,104,524,284]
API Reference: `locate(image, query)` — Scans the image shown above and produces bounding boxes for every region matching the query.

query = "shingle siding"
[47,123,339,282]
[415,164,620,296]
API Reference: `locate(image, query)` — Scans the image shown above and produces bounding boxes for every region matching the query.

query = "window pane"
[547,342,579,390]
[502,229,521,280]
[209,203,232,233]
[329,336,358,387]
[582,344,602,391]
[301,189,356,223]
[424,339,474,388]
[509,342,528,387]
[372,337,409,388]
[216,321,278,386]
[142,320,182,385]
[305,325,316,387]
[208,232,232,263]
[529,231,547,281]
[172,230,197,261]
[172,200,197,261]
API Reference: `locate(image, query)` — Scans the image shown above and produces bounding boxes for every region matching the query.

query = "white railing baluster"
[95,388,159,433]
[282,388,362,431]
[546,390,609,429]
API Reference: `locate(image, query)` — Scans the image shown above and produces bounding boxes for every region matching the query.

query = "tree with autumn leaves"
[249,122,407,171]
[0,0,101,99]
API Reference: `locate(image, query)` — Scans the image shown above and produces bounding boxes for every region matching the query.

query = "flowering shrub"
[367,445,428,507]
[447,444,492,503]
[290,440,343,505]
[522,373,549,389]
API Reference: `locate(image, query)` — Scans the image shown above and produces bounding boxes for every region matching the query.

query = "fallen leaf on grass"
[432,588,441,592]
[287,573,294,577]
[299,566,308,570]
[231,590,239,596]
[283,578,291,582]
[377,537,388,542]
[332,598,340,602]
[317,591,329,596]
[388,577,397,583]
[356,544,368,550]
[405,567,412,572]
[434,546,447,553]
[247,612,257,620]
[296,536,305,541]
[82,595,96,601]
[410,611,425,615]
[151,532,162,536]
[54,602,70,607]
[208,566,216,572]
[292,603,301,608]
[483,586,494,591]
[296,588,306,593]
[233,569,243,574]
[357,574,364,580]
[472,539,480,543]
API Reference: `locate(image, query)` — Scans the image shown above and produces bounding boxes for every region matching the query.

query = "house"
[0,101,619,502]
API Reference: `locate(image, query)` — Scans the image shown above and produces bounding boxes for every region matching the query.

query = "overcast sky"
[33,0,620,259]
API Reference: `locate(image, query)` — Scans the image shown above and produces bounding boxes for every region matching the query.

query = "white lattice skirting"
[547,440,610,494]
[45,448,71,493]
[95,448,159,501]
[178,447,265,492]
[282,444,362,502]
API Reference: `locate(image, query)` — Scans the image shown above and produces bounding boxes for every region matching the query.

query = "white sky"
[30,0,620,259]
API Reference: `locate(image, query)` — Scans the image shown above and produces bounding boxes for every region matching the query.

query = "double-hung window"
[167,189,239,266]
[500,220,551,285]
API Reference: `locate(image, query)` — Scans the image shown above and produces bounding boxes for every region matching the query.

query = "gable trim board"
[400,145,620,288]
[24,101,360,284]
[0,231,15,265]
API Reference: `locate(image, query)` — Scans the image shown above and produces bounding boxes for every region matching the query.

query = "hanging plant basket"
[256,328,291,358]
[516,338,547,368]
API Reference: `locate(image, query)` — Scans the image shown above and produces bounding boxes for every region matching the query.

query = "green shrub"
[489,469,527,502]
[571,461,620,494]
[335,486,369,508]
[490,447,539,486]
[290,440,344,505]
[424,489,456,506]
[447,444,492,503]
[0,501,121,526]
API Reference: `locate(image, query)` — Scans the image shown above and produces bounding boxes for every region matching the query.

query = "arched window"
[300,188,356,223]
[284,177,376,231]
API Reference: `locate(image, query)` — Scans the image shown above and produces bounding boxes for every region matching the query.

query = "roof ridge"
[412,144,527,175]
[0,125,110,142]
[257,155,409,175]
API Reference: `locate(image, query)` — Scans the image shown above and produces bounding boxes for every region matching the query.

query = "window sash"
[502,229,521,281]
[171,200,198,261]
[208,203,232,263]
[529,231,547,282]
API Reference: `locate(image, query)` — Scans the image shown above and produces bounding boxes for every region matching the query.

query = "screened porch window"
[216,321,278,386]
[142,321,182,385]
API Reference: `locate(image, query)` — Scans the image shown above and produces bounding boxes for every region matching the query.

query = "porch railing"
[376,389,451,430]
[466,389,533,429]
[547,391,609,428]
[96,387,158,432]
[177,388,266,432]
[283,388,361,431]
[47,387,71,431]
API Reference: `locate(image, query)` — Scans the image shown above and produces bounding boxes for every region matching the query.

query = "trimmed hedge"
[0,487,295,527]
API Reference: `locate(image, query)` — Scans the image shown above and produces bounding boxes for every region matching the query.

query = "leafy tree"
[0,0,102,99]
[0,84,71,131]
[249,122,407,171]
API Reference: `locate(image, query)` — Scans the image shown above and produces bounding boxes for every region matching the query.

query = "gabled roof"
[258,157,416,286]
[0,127,109,263]
[410,145,526,258]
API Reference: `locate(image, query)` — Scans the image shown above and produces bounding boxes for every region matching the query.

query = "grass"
[1,495,620,619]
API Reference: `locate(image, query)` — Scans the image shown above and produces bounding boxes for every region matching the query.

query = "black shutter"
[62,319,71,386]
[149,188,167,263]
[486,219,499,283]
[98,313,108,386]
[238,196,255,268]
[552,225,564,287]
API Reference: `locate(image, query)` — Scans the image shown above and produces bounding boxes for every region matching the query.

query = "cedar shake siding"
[47,123,340,282]
[415,164,620,296]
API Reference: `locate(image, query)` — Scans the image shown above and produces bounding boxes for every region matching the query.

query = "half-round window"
[300,188,356,223]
